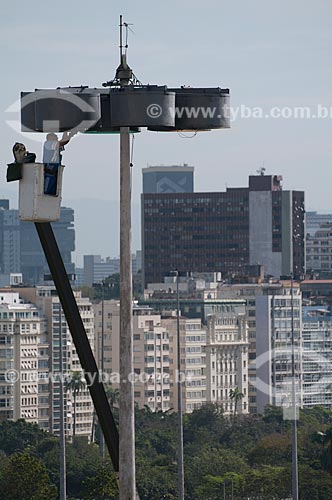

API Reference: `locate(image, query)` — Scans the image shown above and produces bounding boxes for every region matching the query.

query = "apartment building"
[205,302,249,415]
[0,292,49,429]
[19,287,95,439]
[161,315,206,413]
[255,284,302,414]
[302,306,332,408]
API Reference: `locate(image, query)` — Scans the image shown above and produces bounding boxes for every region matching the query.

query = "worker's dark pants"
[44,163,59,196]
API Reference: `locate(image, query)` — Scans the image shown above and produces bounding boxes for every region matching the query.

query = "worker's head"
[46,133,58,141]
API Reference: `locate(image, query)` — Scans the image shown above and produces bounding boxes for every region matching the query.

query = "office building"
[83,252,141,286]
[20,207,75,284]
[0,200,75,285]
[0,207,20,274]
[306,223,332,277]
[142,164,194,194]
[306,211,332,236]
[142,174,305,286]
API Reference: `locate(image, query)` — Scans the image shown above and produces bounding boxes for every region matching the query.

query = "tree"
[319,428,332,473]
[0,419,44,455]
[229,387,244,415]
[0,451,57,500]
[65,371,86,437]
[82,461,118,499]
[106,384,120,410]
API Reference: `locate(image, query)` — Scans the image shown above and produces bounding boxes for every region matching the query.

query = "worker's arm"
[59,130,77,147]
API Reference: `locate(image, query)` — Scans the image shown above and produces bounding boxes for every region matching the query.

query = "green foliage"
[0,406,332,499]
[0,419,45,455]
[93,274,120,300]
[82,461,118,499]
[0,451,57,500]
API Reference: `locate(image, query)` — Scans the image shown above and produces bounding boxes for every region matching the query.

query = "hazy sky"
[1,0,331,264]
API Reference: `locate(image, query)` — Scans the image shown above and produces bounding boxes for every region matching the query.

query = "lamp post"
[59,303,67,500]
[290,276,299,500]
[20,17,230,499]
[92,282,107,458]
[170,270,185,500]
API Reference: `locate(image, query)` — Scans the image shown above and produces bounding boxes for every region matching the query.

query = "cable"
[177,131,198,139]
[130,134,135,198]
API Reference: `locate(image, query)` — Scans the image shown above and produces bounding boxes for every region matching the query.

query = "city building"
[141,174,305,286]
[302,306,332,408]
[0,206,20,274]
[205,303,249,415]
[306,223,332,277]
[0,200,75,285]
[19,287,94,439]
[93,301,171,412]
[20,207,75,284]
[0,273,23,287]
[142,164,194,194]
[83,252,141,286]
[0,292,49,429]
[306,211,332,236]
[255,283,302,414]
[162,315,207,413]
[301,279,332,306]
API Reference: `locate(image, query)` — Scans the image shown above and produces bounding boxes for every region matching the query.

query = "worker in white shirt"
[43,131,76,195]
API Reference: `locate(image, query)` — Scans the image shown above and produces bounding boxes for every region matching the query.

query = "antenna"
[102,15,141,88]
[257,163,266,176]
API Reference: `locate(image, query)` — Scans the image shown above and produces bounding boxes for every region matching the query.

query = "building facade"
[18,287,94,439]
[306,223,332,277]
[255,285,302,414]
[0,292,49,429]
[142,175,305,286]
[205,302,249,415]
[302,306,332,408]
[142,164,194,194]
[0,200,75,285]
[83,252,141,286]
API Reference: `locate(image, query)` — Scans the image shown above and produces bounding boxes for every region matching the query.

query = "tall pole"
[119,124,136,499]
[59,305,67,500]
[118,14,137,499]
[100,286,105,459]
[291,276,299,500]
[176,271,185,500]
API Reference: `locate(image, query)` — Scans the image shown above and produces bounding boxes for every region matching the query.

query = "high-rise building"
[0,292,49,429]
[205,307,249,414]
[142,164,194,194]
[20,207,75,284]
[83,252,141,286]
[18,287,94,439]
[0,201,75,285]
[306,211,332,236]
[0,207,20,274]
[162,315,207,413]
[302,306,332,408]
[255,283,302,414]
[93,302,171,412]
[141,174,305,286]
[306,223,332,277]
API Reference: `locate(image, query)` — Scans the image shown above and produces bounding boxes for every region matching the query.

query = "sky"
[1,0,331,265]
